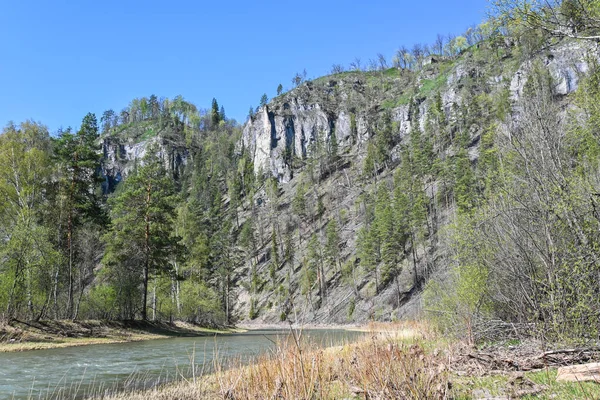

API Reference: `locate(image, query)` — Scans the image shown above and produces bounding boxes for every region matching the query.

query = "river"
[0,329,364,399]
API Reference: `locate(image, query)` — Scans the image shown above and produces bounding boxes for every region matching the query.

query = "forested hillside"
[2,0,600,344]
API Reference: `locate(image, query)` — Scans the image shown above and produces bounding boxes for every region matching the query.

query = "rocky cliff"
[233,39,599,324]
[242,41,593,186]
[100,128,189,193]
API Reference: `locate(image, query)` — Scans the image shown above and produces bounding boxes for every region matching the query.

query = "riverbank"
[98,321,600,400]
[0,319,241,352]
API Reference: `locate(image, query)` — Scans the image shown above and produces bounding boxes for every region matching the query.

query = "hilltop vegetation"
[2,0,600,347]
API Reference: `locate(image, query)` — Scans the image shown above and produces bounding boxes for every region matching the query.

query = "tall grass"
[20,322,449,400]
[215,323,449,399]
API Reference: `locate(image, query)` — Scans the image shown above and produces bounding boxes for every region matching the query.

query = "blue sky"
[0,0,488,132]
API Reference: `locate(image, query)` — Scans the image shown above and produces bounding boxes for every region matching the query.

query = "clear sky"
[0,0,488,132]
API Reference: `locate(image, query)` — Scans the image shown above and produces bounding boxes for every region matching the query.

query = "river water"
[0,329,364,399]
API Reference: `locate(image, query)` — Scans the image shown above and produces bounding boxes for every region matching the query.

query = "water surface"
[0,329,364,399]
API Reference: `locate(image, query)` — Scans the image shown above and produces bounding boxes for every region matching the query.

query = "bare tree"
[367,58,378,71]
[350,57,362,71]
[444,33,457,57]
[377,53,388,70]
[493,0,600,41]
[434,34,445,55]
[331,64,345,74]
[422,44,431,57]
[396,46,409,69]
[412,44,424,68]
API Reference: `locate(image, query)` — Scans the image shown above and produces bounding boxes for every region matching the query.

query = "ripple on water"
[0,329,365,400]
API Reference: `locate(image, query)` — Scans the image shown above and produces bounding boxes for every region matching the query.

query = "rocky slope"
[98,38,597,325]
[233,39,597,324]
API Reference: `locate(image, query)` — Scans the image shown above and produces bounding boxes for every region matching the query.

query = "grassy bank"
[0,319,241,352]
[95,321,600,400]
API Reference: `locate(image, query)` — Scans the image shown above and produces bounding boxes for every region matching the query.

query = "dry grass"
[214,326,449,399]
[98,321,450,400]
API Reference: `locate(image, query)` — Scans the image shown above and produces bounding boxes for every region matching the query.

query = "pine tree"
[376,111,394,165]
[260,94,268,107]
[325,219,341,273]
[211,98,220,127]
[54,113,104,318]
[292,180,307,219]
[454,148,476,214]
[103,149,180,320]
[329,129,339,167]
[307,233,326,302]
[271,227,280,270]
[357,226,379,293]
[374,184,397,287]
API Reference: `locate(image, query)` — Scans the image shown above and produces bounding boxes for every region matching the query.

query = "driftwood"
[453,345,600,375]
[556,362,600,382]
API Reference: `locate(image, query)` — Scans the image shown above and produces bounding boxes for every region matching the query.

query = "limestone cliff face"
[241,41,596,186]
[241,87,366,182]
[101,135,188,193]
[510,41,595,98]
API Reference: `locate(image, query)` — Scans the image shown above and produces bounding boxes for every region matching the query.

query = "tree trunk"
[142,182,152,321]
[152,278,157,321]
[411,233,418,288]
[67,152,78,319]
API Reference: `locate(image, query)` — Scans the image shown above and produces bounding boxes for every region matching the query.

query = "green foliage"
[260,93,268,107]
[270,227,279,268]
[424,262,489,345]
[249,298,258,319]
[300,258,316,297]
[350,112,358,144]
[179,280,225,325]
[0,122,61,320]
[454,148,476,214]
[419,74,447,96]
[347,297,356,320]
[316,196,325,219]
[363,142,378,178]
[292,180,307,218]
[82,284,118,320]
[102,149,180,320]
[211,98,221,127]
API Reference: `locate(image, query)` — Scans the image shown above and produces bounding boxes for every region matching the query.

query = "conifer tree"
[307,233,326,302]
[54,113,104,318]
[211,98,220,127]
[260,94,268,107]
[103,149,180,320]
[325,218,341,273]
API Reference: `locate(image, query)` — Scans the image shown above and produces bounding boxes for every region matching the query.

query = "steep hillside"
[232,38,596,324]
[84,37,597,327]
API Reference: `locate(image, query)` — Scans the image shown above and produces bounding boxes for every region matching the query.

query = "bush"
[80,284,118,320]
[424,263,489,345]
[179,281,226,326]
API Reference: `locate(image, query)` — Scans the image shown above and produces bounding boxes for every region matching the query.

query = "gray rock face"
[242,41,598,186]
[101,136,188,193]
[241,97,365,182]
[510,41,595,98]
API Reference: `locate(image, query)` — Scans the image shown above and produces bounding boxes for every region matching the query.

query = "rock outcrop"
[101,135,188,193]
[242,40,598,186]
